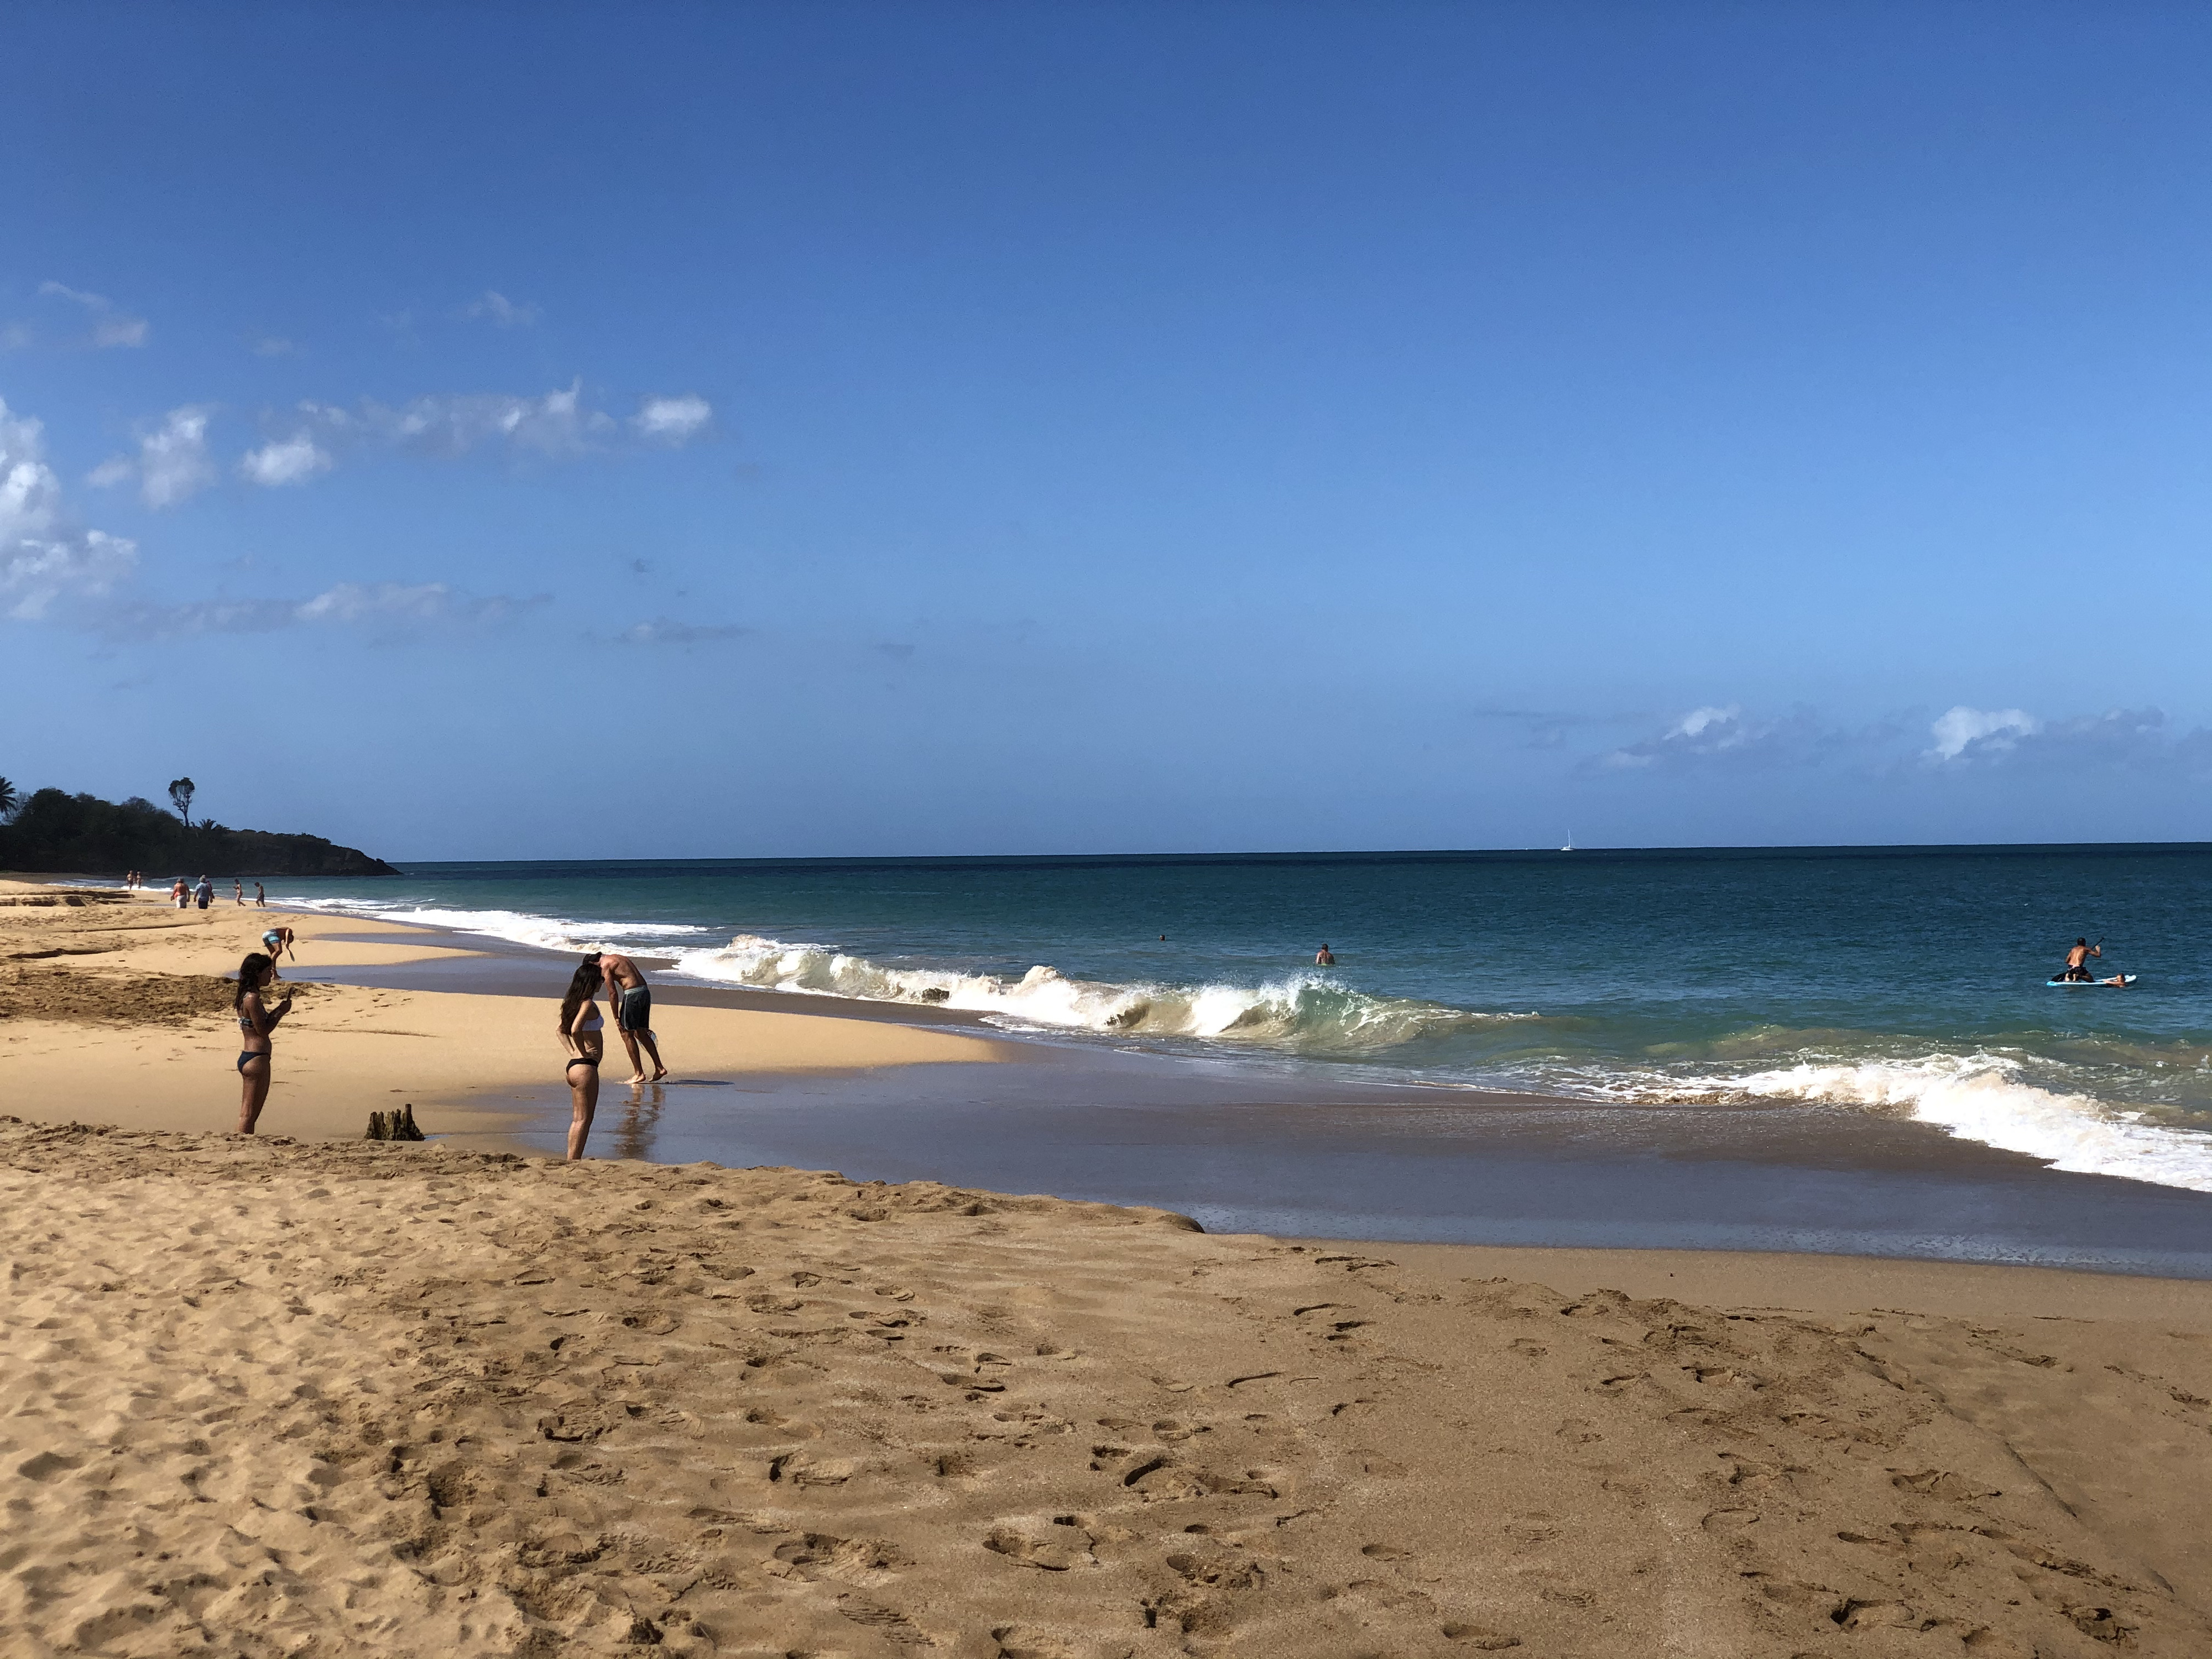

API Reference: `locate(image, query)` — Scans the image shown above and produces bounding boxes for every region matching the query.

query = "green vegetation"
[0,787,395,878]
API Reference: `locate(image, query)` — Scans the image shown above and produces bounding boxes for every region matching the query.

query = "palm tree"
[168,777,196,827]
[0,777,17,820]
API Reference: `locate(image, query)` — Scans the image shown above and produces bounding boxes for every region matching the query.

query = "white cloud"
[462,290,541,327]
[233,382,718,487]
[238,433,333,487]
[252,336,296,357]
[138,406,216,506]
[633,394,712,445]
[370,379,614,458]
[39,280,149,348]
[1927,706,2038,763]
[0,394,137,619]
[3,529,137,620]
[88,405,218,508]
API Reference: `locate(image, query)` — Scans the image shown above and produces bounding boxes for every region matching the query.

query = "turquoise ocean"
[254,845,2211,1193]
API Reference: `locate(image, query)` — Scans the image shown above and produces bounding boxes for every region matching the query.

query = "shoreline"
[8,880,2212,1274]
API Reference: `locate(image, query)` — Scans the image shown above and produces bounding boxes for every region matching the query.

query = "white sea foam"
[1668,1053,2212,1193]
[267,896,708,955]
[667,932,1527,1051]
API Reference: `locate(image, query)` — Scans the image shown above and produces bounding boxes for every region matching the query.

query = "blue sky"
[4,2,2206,858]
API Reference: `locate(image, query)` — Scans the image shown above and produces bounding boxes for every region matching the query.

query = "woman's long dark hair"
[235,952,273,1010]
[559,957,603,1035]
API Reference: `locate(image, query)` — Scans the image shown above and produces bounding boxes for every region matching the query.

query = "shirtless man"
[589,950,668,1083]
[2060,938,2101,982]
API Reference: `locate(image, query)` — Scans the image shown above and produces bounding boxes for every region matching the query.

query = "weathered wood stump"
[364,1103,425,1141]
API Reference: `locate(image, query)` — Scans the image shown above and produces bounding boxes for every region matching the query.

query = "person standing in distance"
[588,950,669,1083]
[234,952,294,1134]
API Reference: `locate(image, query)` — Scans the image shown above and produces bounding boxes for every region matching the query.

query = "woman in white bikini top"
[557,957,606,1160]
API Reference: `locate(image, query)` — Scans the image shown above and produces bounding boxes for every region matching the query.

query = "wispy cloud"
[461,290,541,327]
[613,617,749,646]
[240,380,713,486]
[238,433,333,487]
[633,394,712,444]
[251,336,296,357]
[368,381,612,458]
[88,405,217,508]
[96,581,545,641]
[39,280,149,348]
[1,394,137,619]
[1584,698,2211,781]
[1595,704,1850,773]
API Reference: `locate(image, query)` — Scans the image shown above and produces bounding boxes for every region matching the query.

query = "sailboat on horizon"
[1560,833,1576,852]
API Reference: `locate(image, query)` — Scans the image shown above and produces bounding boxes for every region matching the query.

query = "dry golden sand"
[5,1124,2211,1659]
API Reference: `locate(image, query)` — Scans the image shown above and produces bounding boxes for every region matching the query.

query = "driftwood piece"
[363,1103,425,1142]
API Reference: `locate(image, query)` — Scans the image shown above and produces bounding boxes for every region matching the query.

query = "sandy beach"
[4,881,2211,1655]
[0,882,1007,1142]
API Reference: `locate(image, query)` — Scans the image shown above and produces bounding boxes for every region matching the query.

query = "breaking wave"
[1618,1052,2212,1193]
[668,932,1532,1054]
[265,898,711,956]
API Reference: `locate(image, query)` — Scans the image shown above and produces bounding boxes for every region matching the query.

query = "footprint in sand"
[985,1527,1085,1571]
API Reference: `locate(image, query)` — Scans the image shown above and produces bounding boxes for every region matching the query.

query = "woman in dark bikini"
[558,958,606,1160]
[234,951,293,1134]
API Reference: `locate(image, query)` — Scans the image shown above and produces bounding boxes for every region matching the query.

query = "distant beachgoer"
[195,875,213,910]
[2061,938,2101,982]
[172,878,189,909]
[234,951,293,1134]
[559,958,607,1159]
[589,950,668,1083]
[1315,943,1336,967]
[254,881,266,907]
[232,878,244,905]
[262,926,296,967]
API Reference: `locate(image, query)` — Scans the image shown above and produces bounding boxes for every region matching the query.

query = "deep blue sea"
[251,846,2210,1192]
